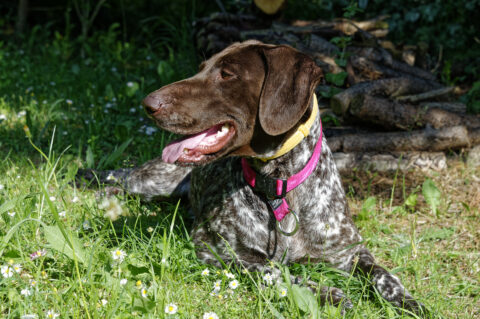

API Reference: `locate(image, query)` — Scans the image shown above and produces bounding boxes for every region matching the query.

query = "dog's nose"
[142,94,162,116]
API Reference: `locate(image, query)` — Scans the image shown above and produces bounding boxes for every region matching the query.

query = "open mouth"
[162,122,236,164]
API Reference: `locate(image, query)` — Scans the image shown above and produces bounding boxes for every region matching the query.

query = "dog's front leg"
[354,248,427,316]
[77,157,192,200]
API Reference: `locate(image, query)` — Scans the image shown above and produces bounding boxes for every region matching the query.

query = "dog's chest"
[188,156,356,263]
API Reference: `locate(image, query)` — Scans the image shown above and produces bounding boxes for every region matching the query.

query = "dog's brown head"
[143,40,323,165]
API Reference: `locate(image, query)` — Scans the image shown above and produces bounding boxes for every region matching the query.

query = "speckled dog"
[97,41,425,315]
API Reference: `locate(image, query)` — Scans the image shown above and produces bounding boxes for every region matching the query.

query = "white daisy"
[213,280,222,291]
[1,265,13,278]
[20,315,37,319]
[129,107,136,113]
[120,279,128,285]
[164,303,178,315]
[8,211,15,217]
[101,299,108,306]
[229,280,239,290]
[0,114,7,121]
[263,273,274,285]
[203,312,219,319]
[21,288,32,296]
[279,287,288,298]
[111,249,127,262]
[0,183,4,190]
[226,272,235,279]
[49,196,56,201]
[58,211,66,218]
[201,268,210,276]
[100,197,128,221]
[127,81,134,87]
[71,196,79,203]
[13,264,22,273]
[140,287,148,298]
[66,99,73,105]
[17,110,26,117]
[45,310,59,318]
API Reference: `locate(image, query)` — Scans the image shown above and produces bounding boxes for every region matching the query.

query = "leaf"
[291,285,319,318]
[43,225,86,264]
[86,145,94,169]
[422,178,441,215]
[404,193,418,207]
[358,196,376,220]
[325,72,348,86]
[125,81,139,97]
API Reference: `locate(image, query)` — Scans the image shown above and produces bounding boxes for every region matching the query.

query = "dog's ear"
[259,45,323,136]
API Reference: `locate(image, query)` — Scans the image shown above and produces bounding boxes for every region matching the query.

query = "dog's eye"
[220,69,234,79]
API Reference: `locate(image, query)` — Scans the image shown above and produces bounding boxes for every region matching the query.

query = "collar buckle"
[254,174,287,199]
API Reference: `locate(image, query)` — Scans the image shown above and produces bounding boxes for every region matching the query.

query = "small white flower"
[229,280,239,290]
[279,287,287,298]
[106,173,117,181]
[105,102,113,109]
[50,81,56,86]
[203,312,219,319]
[17,110,27,117]
[101,299,108,306]
[263,273,273,285]
[164,303,178,315]
[226,272,235,279]
[82,220,91,230]
[201,268,210,276]
[213,280,222,291]
[66,99,73,105]
[58,211,66,218]
[46,310,59,318]
[13,264,22,273]
[129,107,136,113]
[71,196,79,203]
[112,249,127,262]
[120,279,128,285]
[1,265,13,278]
[100,197,128,221]
[49,196,56,201]
[147,227,154,233]
[21,288,32,296]
[141,287,148,298]
[8,211,15,217]
[112,97,117,102]
[43,100,48,104]
[0,114,6,121]
[20,315,37,319]
[127,81,134,87]
[62,131,67,136]
[145,126,157,136]
[146,56,151,60]
[111,67,117,72]
[30,279,37,286]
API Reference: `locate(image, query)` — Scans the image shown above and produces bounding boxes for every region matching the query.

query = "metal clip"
[276,210,299,236]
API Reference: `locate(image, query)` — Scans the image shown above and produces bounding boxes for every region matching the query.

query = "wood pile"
[194,13,480,172]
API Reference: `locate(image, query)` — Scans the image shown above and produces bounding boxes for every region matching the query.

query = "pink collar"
[241,119,323,222]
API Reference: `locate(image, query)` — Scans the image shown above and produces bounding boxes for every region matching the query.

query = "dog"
[87,40,426,315]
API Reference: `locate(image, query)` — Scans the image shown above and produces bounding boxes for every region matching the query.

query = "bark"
[396,87,455,103]
[333,152,447,173]
[327,126,470,153]
[16,0,29,34]
[349,95,480,130]
[330,77,442,115]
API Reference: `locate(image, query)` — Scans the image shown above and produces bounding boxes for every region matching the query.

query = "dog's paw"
[319,286,353,313]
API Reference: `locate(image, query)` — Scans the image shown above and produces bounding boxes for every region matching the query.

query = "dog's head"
[143,40,323,165]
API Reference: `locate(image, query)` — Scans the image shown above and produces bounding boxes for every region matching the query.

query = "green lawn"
[0,23,479,319]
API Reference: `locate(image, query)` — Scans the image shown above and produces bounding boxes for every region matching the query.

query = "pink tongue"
[162,126,219,163]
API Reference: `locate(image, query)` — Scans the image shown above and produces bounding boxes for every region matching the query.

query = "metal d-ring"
[276,210,299,236]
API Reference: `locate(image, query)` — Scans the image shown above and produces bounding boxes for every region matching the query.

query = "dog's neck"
[248,97,323,179]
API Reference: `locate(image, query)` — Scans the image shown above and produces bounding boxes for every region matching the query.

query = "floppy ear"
[259,45,323,136]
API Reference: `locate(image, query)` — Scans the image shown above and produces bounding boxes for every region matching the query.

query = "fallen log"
[330,77,442,115]
[349,95,480,130]
[333,152,447,172]
[419,102,467,113]
[327,126,470,153]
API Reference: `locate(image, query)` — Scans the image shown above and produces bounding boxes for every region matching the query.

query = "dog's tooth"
[183,148,189,154]
[221,123,230,132]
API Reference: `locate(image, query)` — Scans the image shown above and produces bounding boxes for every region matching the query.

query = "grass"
[1,16,480,319]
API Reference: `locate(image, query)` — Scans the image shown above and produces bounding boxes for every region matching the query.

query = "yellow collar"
[258,94,319,162]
